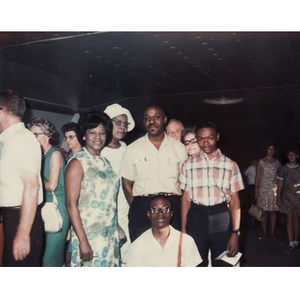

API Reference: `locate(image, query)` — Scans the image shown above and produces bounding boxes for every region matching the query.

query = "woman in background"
[28,117,70,266]
[255,142,281,239]
[61,122,82,161]
[277,147,300,250]
[65,111,120,267]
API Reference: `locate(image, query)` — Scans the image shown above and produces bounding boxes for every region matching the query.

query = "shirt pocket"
[134,158,150,180]
[161,158,180,179]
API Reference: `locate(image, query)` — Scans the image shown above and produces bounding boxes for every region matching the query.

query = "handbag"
[118,223,127,247]
[248,204,264,222]
[41,191,63,233]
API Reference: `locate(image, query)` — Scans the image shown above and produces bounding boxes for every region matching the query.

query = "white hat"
[104,103,135,132]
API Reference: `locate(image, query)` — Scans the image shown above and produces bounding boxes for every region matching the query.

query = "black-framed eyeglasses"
[112,118,130,128]
[64,135,77,141]
[183,138,198,146]
[33,133,45,137]
[149,206,171,214]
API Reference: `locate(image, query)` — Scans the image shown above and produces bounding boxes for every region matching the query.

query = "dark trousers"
[187,202,232,267]
[128,195,181,242]
[2,204,44,267]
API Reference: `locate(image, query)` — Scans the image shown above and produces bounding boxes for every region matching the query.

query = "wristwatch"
[232,230,241,236]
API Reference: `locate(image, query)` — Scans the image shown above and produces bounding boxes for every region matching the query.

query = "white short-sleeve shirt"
[126,225,202,267]
[0,122,43,207]
[119,133,187,196]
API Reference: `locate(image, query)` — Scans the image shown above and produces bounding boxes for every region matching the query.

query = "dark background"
[1,31,300,170]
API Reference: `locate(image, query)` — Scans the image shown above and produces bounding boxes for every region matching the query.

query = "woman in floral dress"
[66,111,120,267]
[255,143,281,239]
[277,147,300,250]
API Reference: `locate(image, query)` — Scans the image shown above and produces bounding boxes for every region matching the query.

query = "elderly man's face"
[166,121,183,141]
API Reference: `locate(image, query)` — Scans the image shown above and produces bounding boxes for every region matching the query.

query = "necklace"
[287,163,299,169]
[43,145,52,157]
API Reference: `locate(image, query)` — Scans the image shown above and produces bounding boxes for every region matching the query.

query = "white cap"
[104,103,135,132]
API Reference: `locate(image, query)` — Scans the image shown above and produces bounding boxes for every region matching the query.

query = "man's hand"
[226,234,239,257]
[13,232,30,261]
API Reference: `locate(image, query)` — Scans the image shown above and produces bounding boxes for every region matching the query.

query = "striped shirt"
[179,149,244,206]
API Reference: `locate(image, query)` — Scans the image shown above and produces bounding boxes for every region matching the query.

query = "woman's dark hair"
[262,140,276,157]
[181,126,196,143]
[285,146,299,157]
[77,111,112,147]
[61,122,80,137]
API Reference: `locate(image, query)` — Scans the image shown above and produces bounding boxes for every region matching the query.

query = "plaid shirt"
[179,149,244,206]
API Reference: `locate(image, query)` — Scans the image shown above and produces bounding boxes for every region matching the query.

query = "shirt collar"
[0,122,25,141]
[200,148,222,160]
[144,132,168,145]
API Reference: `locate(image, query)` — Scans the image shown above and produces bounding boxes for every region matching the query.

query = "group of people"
[244,142,300,251]
[0,90,135,267]
[0,89,249,267]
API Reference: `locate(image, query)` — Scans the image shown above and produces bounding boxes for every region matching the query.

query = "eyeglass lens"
[33,133,45,137]
[183,138,198,146]
[150,206,171,214]
[64,135,76,141]
[112,119,130,128]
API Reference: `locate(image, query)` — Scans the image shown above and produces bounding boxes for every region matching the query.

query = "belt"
[1,205,21,211]
[139,193,177,197]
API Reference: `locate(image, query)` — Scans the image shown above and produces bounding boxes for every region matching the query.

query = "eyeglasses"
[149,206,171,214]
[64,135,77,141]
[183,138,198,146]
[112,119,131,128]
[33,133,45,137]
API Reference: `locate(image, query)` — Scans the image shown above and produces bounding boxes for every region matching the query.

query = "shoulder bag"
[177,231,183,267]
[41,191,63,233]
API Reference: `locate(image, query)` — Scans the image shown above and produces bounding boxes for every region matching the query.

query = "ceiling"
[1,31,300,166]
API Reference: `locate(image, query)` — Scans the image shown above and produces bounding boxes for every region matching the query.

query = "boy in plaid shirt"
[179,121,244,266]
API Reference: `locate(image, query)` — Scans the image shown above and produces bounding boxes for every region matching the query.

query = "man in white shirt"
[120,104,187,242]
[0,89,44,266]
[126,195,202,267]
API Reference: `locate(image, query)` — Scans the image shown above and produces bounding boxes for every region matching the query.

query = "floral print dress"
[277,164,300,214]
[70,148,120,267]
[257,158,281,211]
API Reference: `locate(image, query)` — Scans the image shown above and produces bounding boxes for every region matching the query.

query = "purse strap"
[51,191,58,206]
[177,231,183,267]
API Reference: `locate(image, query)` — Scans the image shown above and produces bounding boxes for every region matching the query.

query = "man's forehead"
[196,127,217,136]
[167,122,181,128]
[144,106,164,115]
[150,197,171,206]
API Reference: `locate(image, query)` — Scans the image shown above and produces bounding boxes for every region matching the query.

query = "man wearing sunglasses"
[126,195,202,267]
